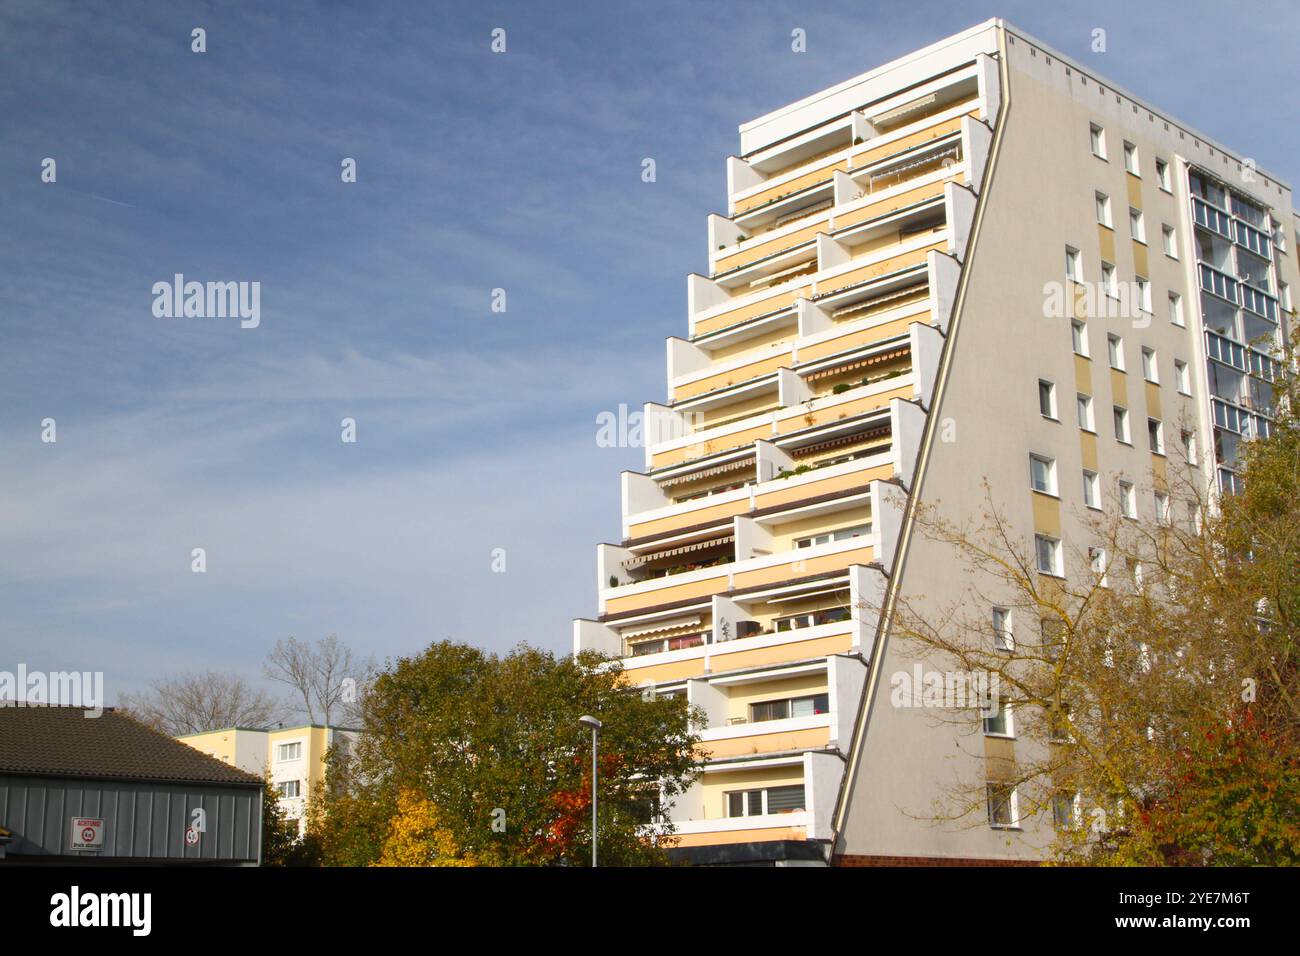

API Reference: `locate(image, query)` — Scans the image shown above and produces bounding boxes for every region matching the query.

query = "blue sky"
[2,0,1296,702]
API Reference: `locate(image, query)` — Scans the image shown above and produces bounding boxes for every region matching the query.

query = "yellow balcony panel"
[752,462,891,512]
[814,242,946,297]
[731,546,873,591]
[834,179,948,231]
[709,629,853,675]
[605,572,730,616]
[650,379,908,470]
[699,725,831,760]
[693,284,809,338]
[715,220,828,274]
[670,824,806,847]
[734,157,848,215]
[797,310,927,363]
[671,353,789,402]
[849,111,971,169]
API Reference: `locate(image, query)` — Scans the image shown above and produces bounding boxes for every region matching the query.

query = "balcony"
[660,749,845,847]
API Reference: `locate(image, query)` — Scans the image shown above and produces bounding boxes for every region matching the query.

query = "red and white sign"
[185,827,200,846]
[70,817,104,850]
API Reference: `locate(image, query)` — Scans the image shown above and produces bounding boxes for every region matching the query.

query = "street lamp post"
[578,715,602,867]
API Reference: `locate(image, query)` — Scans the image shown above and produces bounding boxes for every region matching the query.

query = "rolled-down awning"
[790,424,890,458]
[622,535,735,569]
[621,616,703,639]
[658,457,754,488]
[805,345,910,382]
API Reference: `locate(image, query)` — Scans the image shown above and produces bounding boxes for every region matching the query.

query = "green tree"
[313,642,701,866]
[261,775,320,866]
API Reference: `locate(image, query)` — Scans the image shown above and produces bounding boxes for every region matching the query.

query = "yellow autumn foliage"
[372,789,477,867]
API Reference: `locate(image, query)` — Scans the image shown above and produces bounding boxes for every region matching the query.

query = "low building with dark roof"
[0,705,264,865]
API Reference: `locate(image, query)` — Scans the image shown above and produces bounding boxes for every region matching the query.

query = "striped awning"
[622,615,702,639]
[658,457,754,487]
[830,281,927,319]
[791,425,890,458]
[623,535,735,569]
[805,346,910,382]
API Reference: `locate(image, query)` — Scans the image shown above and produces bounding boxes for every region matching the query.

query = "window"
[1155,157,1171,191]
[1030,454,1057,495]
[1168,292,1185,327]
[987,783,1018,828]
[1129,207,1145,242]
[728,785,805,817]
[1053,792,1081,829]
[1082,469,1100,509]
[1174,359,1190,394]
[1048,704,1073,744]
[1162,224,1177,258]
[795,524,871,548]
[1076,393,1095,431]
[277,742,302,762]
[1136,277,1152,313]
[992,606,1013,651]
[983,698,1012,737]
[1141,346,1158,383]
[1095,191,1112,227]
[1035,534,1062,576]
[1154,491,1171,525]
[1148,418,1165,455]
[1123,141,1139,175]
[1038,379,1057,419]
[1119,479,1137,518]
[1101,262,1117,297]
[1065,246,1082,281]
[750,693,829,722]
[1090,546,1109,586]
[276,780,301,799]
[1107,334,1124,370]
[1071,319,1088,356]
[1113,405,1131,443]
[1089,123,1107,159]
[1181,429,1198,466]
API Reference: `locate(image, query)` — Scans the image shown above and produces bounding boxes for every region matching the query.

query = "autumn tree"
[311,641,701,866]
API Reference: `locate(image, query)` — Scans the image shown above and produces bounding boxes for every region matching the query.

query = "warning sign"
[70,817,104,850]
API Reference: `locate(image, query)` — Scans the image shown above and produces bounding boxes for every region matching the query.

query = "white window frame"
[1082,469,1100,509]
[1154,491,1171,525]
[1096,191,1112,227]
[1155,157,1171,192]
[1162,224,1177,258]
[1123,141,1139,175]
[277,741,303,763]
[1141,346,1159,383]
[1114,405,1131,444]
[1090,546,1110,587]
[983,698,1014,738]
[1148,417,1165,455]
[1030,454,1058,495]
[1038,379,1058,420]
[1174,359,1190,395]
[1076,392,1095,431]
[1065,246,1082,282]
[1107,333,1125,371]
[1071,319,1089,356]
[1129,207,1145,243]
[1119,480,1137,518]
[1089,123,1107,160]
[991,606,1013,651]
[1169,291,1185,327]
[987,782,1020,829]
[1035,534,1063,576]
[1101,262,1117,298]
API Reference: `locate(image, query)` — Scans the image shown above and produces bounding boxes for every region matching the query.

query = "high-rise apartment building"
[574,19,1297,865]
